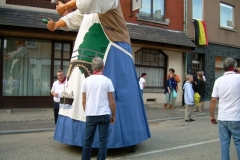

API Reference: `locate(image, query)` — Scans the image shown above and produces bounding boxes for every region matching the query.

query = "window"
[135,48,167,88]
[215,57,238,80]
[192,0,203,20]
[3,38,51,96]
[220,3,234,29]
[26,41,37,49]
[139,0,164,20]
[53,42,71,82]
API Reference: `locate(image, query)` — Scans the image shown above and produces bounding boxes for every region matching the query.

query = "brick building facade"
[0,0,195,108]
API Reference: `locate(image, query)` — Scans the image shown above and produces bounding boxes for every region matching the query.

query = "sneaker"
[190,119,195,121]
[185,120,192,122]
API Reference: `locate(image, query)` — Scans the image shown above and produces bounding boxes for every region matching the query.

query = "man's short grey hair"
[223,57,235,71]
[186,75,192,80]
[57,70,64,75]
[92,57,104,71]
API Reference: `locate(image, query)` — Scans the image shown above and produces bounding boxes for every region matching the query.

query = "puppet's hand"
[56,1,67,16]
[47,19,57,32]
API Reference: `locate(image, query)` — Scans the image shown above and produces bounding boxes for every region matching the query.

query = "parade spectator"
[167,68,180,83]
[210,57,240,160]
[194,74,205,112]
[202,71,206,81]
[191,72,198,93]
[81,57,116,160]
[51,70,66,124]
[164,73,177,110]
[139,73,146,96]
[183,75,195,122]
[182,76,187,107]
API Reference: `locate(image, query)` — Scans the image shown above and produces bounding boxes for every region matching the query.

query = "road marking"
[148,117,183,122]
[110,139,220,159]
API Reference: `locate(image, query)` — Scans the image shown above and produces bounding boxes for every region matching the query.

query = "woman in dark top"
[194,74,205,112]
[164,73,177,110]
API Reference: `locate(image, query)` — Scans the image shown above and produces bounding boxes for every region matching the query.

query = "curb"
[0,128,55,135]
[0,113,212,135]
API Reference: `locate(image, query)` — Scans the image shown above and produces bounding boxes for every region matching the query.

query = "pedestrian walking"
[139,73,146,96]
[183,75,195,122]
[81,57,116,160]
[50,70,66,124]
[210,57,240,160]
[167,68,179,108]
[164,73,177,110]
[167,68,181,83]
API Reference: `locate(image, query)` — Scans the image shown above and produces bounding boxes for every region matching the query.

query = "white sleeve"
[108,79,115,92]
[51,82,55,92]
[211,80,218,98]
[76,0,118,14]
[203,76,206,81]
[60,9,84,31]
[140,78,145,83]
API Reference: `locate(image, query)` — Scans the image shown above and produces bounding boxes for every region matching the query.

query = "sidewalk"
[0,109,55,134]
[0,101,215,134]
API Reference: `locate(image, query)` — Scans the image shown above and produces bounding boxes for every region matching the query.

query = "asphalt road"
[0,116,238,160]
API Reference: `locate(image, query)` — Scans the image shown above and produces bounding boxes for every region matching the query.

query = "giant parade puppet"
[46,0,151,149]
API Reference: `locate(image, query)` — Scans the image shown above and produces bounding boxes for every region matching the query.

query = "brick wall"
[121,0,184,31]
[165,0,184,31]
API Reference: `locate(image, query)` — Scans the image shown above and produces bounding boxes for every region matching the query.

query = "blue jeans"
[82,115,110,160]
[218,120,240,160]
[140,89,143,96]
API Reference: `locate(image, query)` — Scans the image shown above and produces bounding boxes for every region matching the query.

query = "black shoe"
[190,119,195,121]
[185,120,192,122]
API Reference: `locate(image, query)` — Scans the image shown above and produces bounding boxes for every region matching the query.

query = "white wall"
[132,48,184,105]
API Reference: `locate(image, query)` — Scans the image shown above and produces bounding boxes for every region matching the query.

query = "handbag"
[194,92,201,103]
[172,89,177,98]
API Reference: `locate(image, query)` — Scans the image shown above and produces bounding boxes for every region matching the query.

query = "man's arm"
[82,92,86,111]
[142,81,146,88]
[50,84,58,97]
[210,97,218,124]
[51,91,55,97]
[108,92,116,123]
[77,0,118,14]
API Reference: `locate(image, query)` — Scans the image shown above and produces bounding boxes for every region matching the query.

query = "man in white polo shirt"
[51,70,66,125]
[81,57,116,160]
[210,57,240,160]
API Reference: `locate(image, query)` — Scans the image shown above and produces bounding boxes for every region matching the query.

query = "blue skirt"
[54,42,151,148]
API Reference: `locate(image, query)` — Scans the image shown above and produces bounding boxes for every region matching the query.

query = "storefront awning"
[127,23,196,52]
[0,7,76,41]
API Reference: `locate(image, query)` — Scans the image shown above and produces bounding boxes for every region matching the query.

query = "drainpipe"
[184,0,188,76]
[184,0,188,35]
